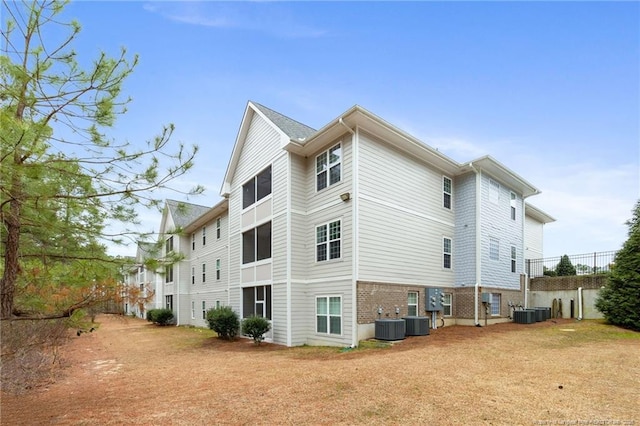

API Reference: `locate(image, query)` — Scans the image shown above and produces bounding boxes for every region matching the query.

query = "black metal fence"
[526,251,618,278]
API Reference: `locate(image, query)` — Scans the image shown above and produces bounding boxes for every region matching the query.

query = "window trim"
[511,245,517,273]
[407,291,418,316]
[242,285,272,320]
[202,263,206,283]
[243,165,273,210]
[165,265,173,283]
[315,295,342,336]
[216,258,221,281]
[191,266,195,285]
[216,217,221,240]
[315,144,342,192]
[242,221,272,265]
[165,236,174,254]
[510,192,517,221]
[202,301,206,320]
[489,237,500,261]
[443,237,452,270]
[315,219,342,262]
[202,226,206,246]
[443,176,452,210]
[191,301,195,320]
[443,293,452,317]
[192,233,196,251]
[491,293,501,316]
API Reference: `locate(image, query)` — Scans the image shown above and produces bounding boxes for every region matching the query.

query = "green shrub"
[146,309,157,322]
[242,315,271,345]
[206,306,239,340]
[146,308,174,326]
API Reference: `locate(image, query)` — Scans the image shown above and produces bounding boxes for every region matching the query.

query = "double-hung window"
[443,176,452,209]
[191,301,195,319]
[165,266,173,283]
[202,301,206,320]
[316,296,342,335]
[191,266,195,285]
[443,237,452,269]
[443,293,452,316]
[243,166,272,209]
[216,258,221,280]
[491,293,501,316]
[316,144,341,191]
[489,237,500,261]
[408,292,418,316]
[242,221,272,264]
[202,226,206,246]
[192,234,195,251]
[510,192,517,220]
[216,218,221,239]
[511,245,517,273]
[202,263,206,283]
[316,220,341,262]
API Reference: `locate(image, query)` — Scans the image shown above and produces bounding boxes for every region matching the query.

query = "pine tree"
[595,201,640,331]
[555,254,577,276]
[1,1,202,319]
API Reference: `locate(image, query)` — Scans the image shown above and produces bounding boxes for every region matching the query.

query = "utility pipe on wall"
[577,287,583,320]
[469,162,482,326]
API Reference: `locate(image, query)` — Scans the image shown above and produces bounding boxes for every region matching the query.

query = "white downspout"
[339,118,358,347]
[469,162,482,326]
[577,287,583,320]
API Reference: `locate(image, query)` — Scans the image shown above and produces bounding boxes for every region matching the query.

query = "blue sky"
[46,2,640,258]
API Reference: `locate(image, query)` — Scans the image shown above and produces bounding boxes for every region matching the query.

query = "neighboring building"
[136,101,555,346]
[122,242,160,317]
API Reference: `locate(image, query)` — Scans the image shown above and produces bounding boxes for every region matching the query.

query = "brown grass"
[1,315,638,425]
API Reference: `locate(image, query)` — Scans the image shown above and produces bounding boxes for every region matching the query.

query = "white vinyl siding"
[357,133,454,285]
[489,179,500,204]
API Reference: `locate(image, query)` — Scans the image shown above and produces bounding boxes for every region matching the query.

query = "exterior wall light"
[340,192,351,202]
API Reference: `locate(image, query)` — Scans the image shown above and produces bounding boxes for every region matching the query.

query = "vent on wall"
[375,319,405,340]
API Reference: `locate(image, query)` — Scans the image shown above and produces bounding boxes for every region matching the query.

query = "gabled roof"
[221,101,317,196]
[163,199,210,232]
[459,156,540,198]
[252,102,316,141]
[183,198,228,233]
[525,203,556,224]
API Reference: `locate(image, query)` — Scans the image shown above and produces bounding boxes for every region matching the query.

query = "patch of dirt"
[1,315,638,425]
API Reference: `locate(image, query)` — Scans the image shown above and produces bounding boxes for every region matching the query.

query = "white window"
[216,300,221,309]
[443,176,452,209]
[489,237,500,261]
[192,233,196,250]
[216,218,221,239]
[202,226,206,246]
[165,236,174,254]
[443,293,452,317]
[491,293,501,316]
[191,266,195,285]
[316,220,341,262]
[216,258,221,280]
[243,166,272,209]
[316,144,341,191]
[443,237,452,269]
[165,266,173,283]
[242,221,272,264]
[511,245,517,273]
[510,192,517,220]
[202,301,206,320]
[202,263,206,283]
[408,292,418,316]
[243,286,272,319]
[191,301,195,319]
[489,179,500,204]
[316,296,342,335]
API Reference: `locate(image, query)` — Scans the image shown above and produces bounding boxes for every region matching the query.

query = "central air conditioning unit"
[513,309,536,324]
[403,316,429,336]
[374,319,405,341]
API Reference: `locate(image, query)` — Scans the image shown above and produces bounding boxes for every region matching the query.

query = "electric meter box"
[425,288,444,311]
[481,293,492,303]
